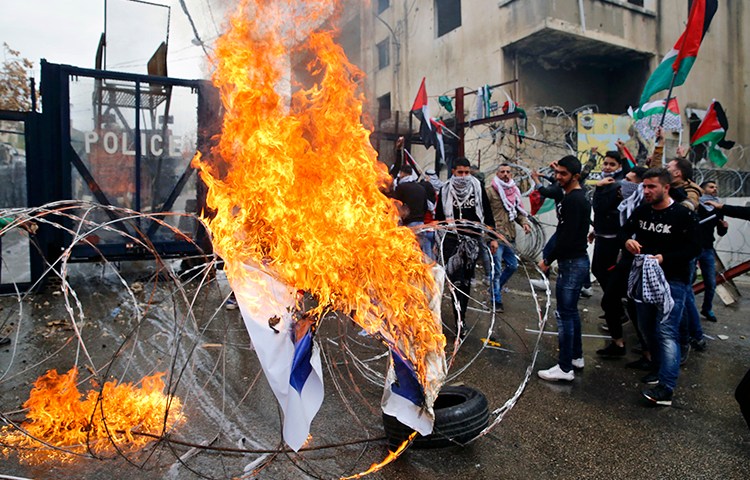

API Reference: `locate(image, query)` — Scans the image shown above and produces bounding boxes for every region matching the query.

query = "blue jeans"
[544,232,591,289]
[635,280,689,391]
[407,221,434,261]
[680,259,704,345]
[489,242,518,303]
[555,256,590,372]
[698,248,717,314]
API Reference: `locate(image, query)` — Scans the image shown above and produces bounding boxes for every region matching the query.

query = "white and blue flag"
[381,265,447,436]
[231,263,324,452]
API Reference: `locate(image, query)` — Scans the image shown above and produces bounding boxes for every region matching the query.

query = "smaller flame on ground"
[1,368,184,464]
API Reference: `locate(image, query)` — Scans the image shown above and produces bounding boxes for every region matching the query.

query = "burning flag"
[690,100,735,167]
[193,0,447,451]
[639,0,717,105]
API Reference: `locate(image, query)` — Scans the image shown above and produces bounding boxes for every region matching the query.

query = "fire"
[341,432,418,480]
[1,368,183,464]
[193,0,446,395]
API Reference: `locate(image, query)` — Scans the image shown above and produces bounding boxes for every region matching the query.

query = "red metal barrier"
[693,259,750,294]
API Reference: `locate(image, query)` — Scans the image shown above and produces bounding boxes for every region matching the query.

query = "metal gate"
[37,61,218,265]
[0,109,43,294]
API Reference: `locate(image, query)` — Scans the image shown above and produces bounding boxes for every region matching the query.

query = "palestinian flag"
[430,118,446,164]
[411,77,434,149]
[628,97,682,141]
[529,190,555,216]
[639,0,717,105]
[691,100,735,167]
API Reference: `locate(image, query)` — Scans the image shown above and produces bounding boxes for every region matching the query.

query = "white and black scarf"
[618,182,644,226]
[441,175,484,222]
[393,171,418,188]
[627,254,674,320]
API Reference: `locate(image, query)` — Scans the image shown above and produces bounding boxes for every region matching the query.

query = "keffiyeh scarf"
[618,182,644,226]
[491,176,527,222]
[441,175,484,222]
[628,254,674,320]
[394,171,418,188]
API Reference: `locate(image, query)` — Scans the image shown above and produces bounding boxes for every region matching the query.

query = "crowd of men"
[388,136,748,427]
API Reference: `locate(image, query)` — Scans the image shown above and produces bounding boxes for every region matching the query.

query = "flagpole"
[658,70,678,128]
[403,149,423,177]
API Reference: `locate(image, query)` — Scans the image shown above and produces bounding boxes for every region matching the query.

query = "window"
[377,0,389,14]
[436,0,461,37]
[376,38,390,70]
[377,93,391,123]
[628,0,644,6]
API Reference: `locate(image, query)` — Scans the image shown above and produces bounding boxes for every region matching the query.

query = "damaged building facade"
[339,0,749,171]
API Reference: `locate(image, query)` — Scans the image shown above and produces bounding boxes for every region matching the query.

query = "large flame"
[1,368,183,464]
[194,0,446,391]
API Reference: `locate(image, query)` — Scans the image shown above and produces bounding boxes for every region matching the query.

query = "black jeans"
[601,257,644,348]
[442,233,478,329]
[591,236,620,290]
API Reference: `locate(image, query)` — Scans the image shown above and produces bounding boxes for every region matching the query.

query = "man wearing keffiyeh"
[435,158,497,338]
[485,164,531,312]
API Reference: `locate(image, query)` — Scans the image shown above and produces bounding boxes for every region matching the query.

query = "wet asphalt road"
[1,262,748,479]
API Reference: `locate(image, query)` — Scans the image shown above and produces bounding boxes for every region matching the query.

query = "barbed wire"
[0,201,553,478]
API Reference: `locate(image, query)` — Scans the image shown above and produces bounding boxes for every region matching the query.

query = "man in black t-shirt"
[620,168,700,406]
[537,156,591,382]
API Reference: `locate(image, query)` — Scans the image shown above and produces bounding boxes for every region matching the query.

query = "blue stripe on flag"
[391,349,425,406]
[290,330,314,395]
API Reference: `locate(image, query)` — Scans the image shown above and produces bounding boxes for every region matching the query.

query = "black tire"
[382,385,489,450]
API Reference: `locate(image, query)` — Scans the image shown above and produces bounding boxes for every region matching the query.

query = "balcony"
[497,0,657,111]
[498,0,656,56]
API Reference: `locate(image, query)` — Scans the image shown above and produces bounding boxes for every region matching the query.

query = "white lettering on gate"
[122,132,135,155]
[85,131,99,153]
[151,135,163,156]
[81,131,180,158]
[103,132,118,154]
[169,135,181,157]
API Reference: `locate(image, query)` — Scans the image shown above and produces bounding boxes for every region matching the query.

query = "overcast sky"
[1,0,229,80]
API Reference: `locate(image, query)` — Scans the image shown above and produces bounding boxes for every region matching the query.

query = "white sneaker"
[580,287,594,298]
[538,364,574,382]
[572,357,585,370]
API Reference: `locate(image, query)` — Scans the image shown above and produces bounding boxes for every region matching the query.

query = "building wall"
[346,0,749,169]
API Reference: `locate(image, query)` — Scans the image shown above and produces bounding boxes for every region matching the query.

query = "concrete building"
[339,0,749,172]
